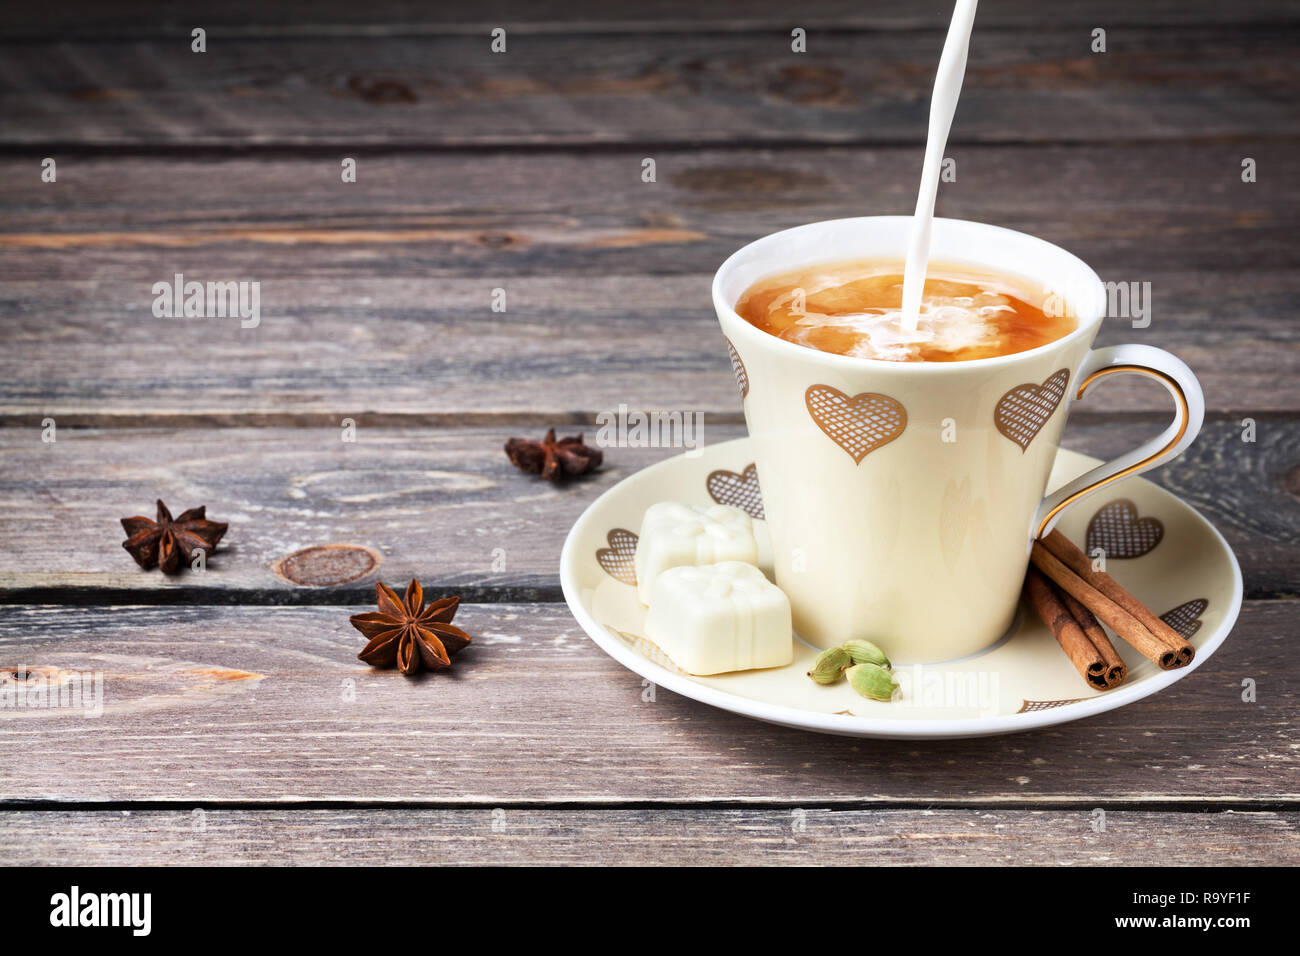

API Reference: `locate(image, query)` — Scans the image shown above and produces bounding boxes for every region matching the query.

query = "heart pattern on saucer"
[596,528,639,585]
[706,463,764,520]
[805,386,907,464]
[1087,499,1164,559]
[1160,598,1208,639]
[994,368,1070,452]
[1017,698,1085,713]
[725,338,749,400]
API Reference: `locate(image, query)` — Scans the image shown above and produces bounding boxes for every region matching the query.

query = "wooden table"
[1,0,1296,865]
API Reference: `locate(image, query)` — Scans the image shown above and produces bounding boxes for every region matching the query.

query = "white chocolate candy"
[645,562,793,676]
[634,502,758,605]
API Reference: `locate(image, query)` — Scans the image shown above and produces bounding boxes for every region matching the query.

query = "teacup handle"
[1033,344,1205,539]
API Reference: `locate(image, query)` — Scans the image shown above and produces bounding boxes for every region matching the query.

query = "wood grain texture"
[0,146,1295,417]
[1,0,1295,861]
[0,421,1293,599]
[2,146,1294,275]
[0,808,1294,866]
[0,601,1293,804]
[4,0,1296,39]
[2,23,1296,149]
[0,272,1292,418]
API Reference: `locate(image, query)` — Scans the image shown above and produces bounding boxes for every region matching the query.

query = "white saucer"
[559,439,1242,739]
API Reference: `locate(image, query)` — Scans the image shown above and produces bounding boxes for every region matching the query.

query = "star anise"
[504,429,602,482]
[120,499,228,574]
[350,579,472,675]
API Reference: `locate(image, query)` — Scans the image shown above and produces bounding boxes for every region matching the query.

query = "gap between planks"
[8,21,1300,45]
[0,586,566,607]
[5,134,1300,158]
[0,798,1296,812]
[0,411,1290,430]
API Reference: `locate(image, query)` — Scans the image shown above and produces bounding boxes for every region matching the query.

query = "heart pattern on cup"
[596,528,639,585]
[1160,598,1208,639]
[994,368,1070,452]
[706,463,764,520]
[725,338,749,400]
[1086,499,1164,559]
[805,386,907,464]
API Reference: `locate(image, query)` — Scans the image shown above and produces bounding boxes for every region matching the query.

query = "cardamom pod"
[846,662,899,701]
[843,639,890,668]
[806,646,851,684]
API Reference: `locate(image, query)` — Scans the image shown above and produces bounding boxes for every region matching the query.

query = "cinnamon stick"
[1029,540,1190,670]
[1041,529,1195,667]
[1024,566,1127,690]
[1056,584,1128,688]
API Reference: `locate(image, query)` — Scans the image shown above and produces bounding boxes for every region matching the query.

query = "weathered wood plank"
[0,147,1295,417]
[6,148,1288,276]
[0,273,1292,418]
[0,600,1293,804]
[0,421,1293,599]
[1,26,1296,148]
[0,808,1294,866]
[4,0,1296,39]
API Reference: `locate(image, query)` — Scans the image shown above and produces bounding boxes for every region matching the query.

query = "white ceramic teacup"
[713,217,1204,663]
